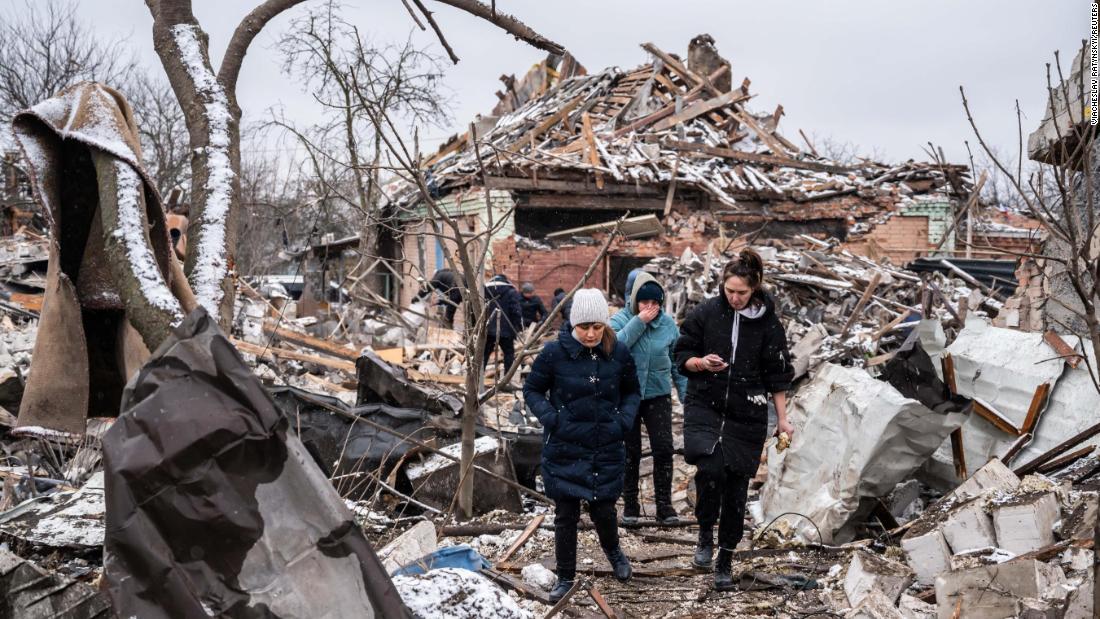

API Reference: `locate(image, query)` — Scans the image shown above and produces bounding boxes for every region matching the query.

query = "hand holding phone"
[702,354,728,372]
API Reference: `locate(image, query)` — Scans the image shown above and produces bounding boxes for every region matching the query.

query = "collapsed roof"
[394,37,971,230]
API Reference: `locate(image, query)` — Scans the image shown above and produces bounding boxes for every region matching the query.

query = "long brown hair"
[722,248,764,290]
[600,325,617,356]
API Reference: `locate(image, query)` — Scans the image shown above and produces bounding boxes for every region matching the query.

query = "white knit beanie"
[569,288,609,326]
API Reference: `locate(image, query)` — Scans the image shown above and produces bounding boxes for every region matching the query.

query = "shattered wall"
[397,189,515,307]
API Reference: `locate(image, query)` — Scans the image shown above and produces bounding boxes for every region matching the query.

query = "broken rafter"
[649,89,750,132]
[507,92,587,154]
[666,140,853,174]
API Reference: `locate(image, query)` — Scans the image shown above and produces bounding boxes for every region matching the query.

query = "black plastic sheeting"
[878,330,970,415]
[102,308,411,619]
[905,257,1019,294]
[270,386,544,499]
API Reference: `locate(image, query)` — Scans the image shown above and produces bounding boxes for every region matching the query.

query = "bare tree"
[275,1,451,296]
[0,0,134,129]
[356,110,623,517]
[128,72,191,204]
[140,0,563,331]
[961,43,1099,389]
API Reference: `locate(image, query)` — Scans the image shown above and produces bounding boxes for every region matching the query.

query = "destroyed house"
[386,37,1023,305]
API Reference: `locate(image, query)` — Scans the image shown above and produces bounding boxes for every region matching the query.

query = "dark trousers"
[622,396,674,513]
[483,334,515,370]
[694,450,751,550]
[553,498,619,581]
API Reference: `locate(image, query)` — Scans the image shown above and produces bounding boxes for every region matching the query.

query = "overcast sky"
[67,0,1084,167]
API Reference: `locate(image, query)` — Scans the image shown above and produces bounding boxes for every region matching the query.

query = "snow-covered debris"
[393,568,533,619]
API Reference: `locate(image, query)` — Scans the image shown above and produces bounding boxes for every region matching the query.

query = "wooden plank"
[262,322,360,361]
[1043,331,1081,368]
[496,515,546,566]
[942,354,958,395]
[587,585,617,619]
[665,140,854,174]
[839,272,882,339]
[1000,432,1034,465]
[1035,445,1097,474]
[545,214,663,240]
[581,112,605,190]
[649,90,749,132]
[232,339,357,373]
[8,292,42,312]
[482,567,551,605]
[483,176,659,195]
[727,107,790,155]
[972,398,1021,436]
[1020,382,1052,435]
[950,428,967,480]
[375,348,404,364]
[1015,420,1100,476]
[542,580,583,619]
[664,158,679,216]
[872,309,914,341]
[507,93,587,154]
[521,194,679,212]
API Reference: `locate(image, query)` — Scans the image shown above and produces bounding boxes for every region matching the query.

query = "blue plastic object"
[391,544,491,577]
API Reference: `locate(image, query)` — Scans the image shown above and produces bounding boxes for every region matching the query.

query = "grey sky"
[66,0,1084,167]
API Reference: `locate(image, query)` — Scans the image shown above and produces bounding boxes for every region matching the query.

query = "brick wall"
[847,214,932,264]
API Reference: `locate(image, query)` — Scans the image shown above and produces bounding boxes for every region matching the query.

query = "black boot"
[692,527,714,569]
[620,499,640,525]
[656,504,679,526]
[604,546,633,582]
[714,548,735,591]
[548,579,574,603]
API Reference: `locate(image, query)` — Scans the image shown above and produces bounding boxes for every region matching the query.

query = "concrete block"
[990,491,1059,555]
[845,589,907,619]
[898,594,936,619]
[953,458,1020,501]
[901,529,952,586]
[844,550,915,607]
[949,547,1017,571]
[934,558,1065,619]
[378,520,437,575]
[941,499,997,554]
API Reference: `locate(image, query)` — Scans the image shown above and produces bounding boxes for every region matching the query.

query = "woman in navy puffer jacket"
[523,288,642,602]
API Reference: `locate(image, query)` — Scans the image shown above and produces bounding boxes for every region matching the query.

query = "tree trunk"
[147,1,239,328]
[92,152,184,349]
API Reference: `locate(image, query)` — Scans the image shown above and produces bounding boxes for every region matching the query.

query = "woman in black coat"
[674,249,794,591]
[523,288,642,602]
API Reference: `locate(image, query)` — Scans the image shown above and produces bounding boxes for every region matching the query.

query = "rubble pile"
[644,240,996,376]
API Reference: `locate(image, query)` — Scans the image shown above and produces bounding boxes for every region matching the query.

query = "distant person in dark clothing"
[551,287,572,323]
[415,268,463,328]
[519,282,549,330]
[484,272,523,370]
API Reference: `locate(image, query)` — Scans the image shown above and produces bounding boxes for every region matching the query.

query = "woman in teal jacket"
[608,270,688,524]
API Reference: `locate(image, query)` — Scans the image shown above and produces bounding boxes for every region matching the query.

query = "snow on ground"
[392,567,533,619]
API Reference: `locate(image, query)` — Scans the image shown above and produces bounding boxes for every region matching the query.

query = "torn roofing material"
[102,307,411,619]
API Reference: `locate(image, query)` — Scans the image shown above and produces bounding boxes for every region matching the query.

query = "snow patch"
[172,24,234,314]
[112,161,184,322]
[393,567,532,619]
